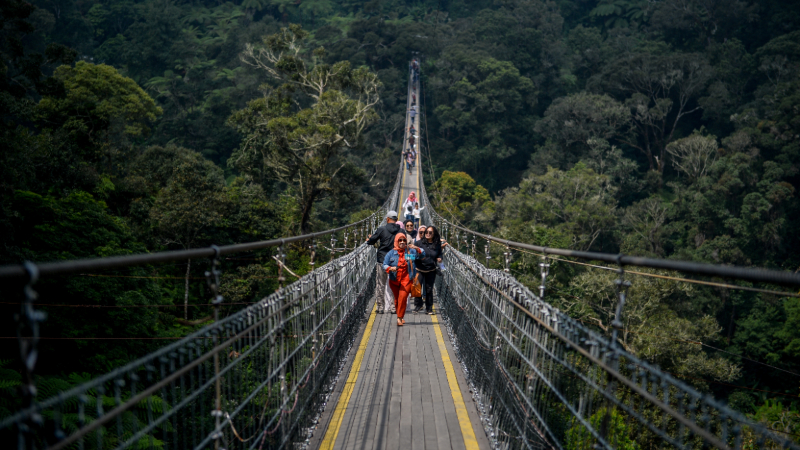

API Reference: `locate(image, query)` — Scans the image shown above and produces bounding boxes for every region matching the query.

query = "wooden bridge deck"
[311,302,490,450]
[310,67,489,450]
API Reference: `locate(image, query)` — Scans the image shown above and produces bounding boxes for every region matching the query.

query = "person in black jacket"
[366,210,403,314]
[413,225,444,314]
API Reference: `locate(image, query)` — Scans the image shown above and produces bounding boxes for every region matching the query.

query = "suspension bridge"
[2,61,800,450]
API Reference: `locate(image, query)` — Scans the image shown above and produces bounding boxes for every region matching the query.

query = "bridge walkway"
[309,66,489,450]
[312,299,490,450]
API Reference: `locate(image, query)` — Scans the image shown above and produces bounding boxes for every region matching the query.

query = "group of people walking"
[366,192,445,327]
[364,60,440,327]
[404,123,417,172]
[406,60,420,172]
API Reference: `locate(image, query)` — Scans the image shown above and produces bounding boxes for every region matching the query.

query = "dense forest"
[2,0,800,438]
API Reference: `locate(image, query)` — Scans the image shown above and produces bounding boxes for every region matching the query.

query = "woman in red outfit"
[383,233,424,326]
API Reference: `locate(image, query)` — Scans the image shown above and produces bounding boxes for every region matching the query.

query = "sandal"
[397,318,403,326]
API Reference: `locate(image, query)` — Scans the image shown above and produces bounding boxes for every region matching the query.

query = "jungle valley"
[2,0,800,438]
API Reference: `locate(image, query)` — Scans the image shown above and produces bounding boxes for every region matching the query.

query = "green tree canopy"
[38,61,162,149]
[230,25,380,232]
[431,170,493,227]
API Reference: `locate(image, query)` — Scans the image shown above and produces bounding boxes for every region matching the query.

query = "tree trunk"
[184,258,191,320]
[299,191,318,234]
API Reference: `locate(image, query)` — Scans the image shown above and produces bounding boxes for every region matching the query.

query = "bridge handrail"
[1,242,378,448]
[0,184,401,448]
[0,64,409,450]
[0,187,401,281]
[425,210,800,287]
[434,245,799,449]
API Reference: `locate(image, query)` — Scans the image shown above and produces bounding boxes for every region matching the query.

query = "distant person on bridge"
[414,225,442,315]
[402,192,417,222]
[412,203,424,228]
[408,134,415,147]
[411,93,416,106]
[383,233,424,326]
[409,105,417,121]
[366,210,403,314]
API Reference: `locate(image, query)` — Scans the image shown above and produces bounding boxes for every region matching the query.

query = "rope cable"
[509,246,799,298]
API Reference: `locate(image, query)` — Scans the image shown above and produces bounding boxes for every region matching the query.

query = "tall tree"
[594,50,712,175]
[36,62,162,191]
[146,147,229,319]
[229,24,380,232]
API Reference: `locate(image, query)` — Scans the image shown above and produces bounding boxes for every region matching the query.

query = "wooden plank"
[357,311,390,450]
[320,301,379,450]
[409,315,425,450]
[341,310,387,449]
[374,314,398,449]
[399,323,413,450]
[417,315,438,450]
[334,306,381,449]
[432,312,476,450]
[385,326,403,450]
[420,313,452,450]
[309,298,376,450]
[440,317,491,450]
[428,320,467,450]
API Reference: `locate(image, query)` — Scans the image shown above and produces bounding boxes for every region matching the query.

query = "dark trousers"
[414,270,437,311]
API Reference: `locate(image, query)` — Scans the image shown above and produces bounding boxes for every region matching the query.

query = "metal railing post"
[204,246,224,450]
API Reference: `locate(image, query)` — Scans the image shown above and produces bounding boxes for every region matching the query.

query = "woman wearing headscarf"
[410,225,426,311]
[404,219,417,243]
[383,233,424,326]
[413,225,443,315]
[402,192,417,222]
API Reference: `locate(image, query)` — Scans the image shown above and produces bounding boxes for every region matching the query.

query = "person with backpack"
[366,210,403,314]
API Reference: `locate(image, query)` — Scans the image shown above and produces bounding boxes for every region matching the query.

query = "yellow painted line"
[400,152,408,206]
[319,302,378,450]
[431,307,480,450]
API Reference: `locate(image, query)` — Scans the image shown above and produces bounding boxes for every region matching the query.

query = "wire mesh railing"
[414,75,799,449]
[1,242,377,450]
[0,158,404,450]
[433,246,799,450]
